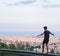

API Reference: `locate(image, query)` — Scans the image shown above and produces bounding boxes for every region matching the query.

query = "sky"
[0,0,60,33]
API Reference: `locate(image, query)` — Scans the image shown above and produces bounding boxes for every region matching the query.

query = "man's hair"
[44,26,47,29]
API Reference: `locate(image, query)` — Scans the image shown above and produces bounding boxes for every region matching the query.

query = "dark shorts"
[43,38,49,44]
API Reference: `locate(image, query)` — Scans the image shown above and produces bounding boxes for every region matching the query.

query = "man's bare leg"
[46,43,48,54]
[42,43,44,53]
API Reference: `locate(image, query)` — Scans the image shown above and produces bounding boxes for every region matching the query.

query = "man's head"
[43,26,47,30]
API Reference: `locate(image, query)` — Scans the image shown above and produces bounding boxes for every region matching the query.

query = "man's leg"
[46,43,48,54]
[42,43,44,53]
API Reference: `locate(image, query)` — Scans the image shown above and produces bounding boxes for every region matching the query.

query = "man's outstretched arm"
[37,32,44,37]
[50,32,54,36]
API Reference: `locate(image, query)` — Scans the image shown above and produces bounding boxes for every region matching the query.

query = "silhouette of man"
[37,26,54,53]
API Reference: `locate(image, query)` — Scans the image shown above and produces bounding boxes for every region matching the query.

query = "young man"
[37,26,54,54]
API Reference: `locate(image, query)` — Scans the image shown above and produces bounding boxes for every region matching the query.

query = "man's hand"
[36,35,40,37]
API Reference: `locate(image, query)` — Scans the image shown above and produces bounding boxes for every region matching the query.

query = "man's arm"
[37,32,44,37]
[50,32,54,36]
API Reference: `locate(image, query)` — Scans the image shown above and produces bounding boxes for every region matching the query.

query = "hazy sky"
[0,0,60,32]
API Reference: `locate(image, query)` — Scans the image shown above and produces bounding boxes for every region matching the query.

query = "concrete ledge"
[0,49,60,56]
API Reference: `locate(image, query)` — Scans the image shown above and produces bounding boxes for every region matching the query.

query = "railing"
[0,49,60,56]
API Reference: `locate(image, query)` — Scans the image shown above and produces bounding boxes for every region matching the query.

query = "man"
[37,26,54,54]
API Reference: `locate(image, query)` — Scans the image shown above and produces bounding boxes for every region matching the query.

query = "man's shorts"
[43,38,49,44]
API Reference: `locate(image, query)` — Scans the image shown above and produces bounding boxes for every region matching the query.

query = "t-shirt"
[44,30,51,39]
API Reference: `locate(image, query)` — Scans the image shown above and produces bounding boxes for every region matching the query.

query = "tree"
[0,42,8,48]
[8,43,16,49]
[16,42,25,50]
[50,48,54,53]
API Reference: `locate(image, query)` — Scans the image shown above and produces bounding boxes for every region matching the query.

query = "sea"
[0,31,60,37]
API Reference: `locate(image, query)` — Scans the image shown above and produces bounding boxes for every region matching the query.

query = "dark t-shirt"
[44,30,51,39]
